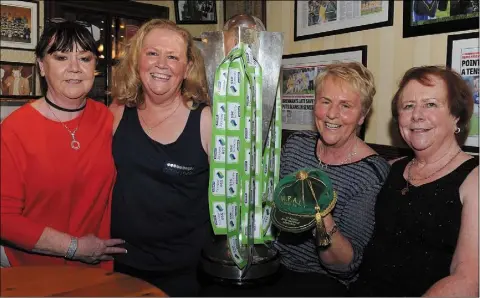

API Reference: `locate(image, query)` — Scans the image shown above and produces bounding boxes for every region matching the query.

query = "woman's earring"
[454,127,461,134]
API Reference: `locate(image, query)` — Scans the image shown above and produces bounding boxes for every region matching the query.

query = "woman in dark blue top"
[109,19,211,297]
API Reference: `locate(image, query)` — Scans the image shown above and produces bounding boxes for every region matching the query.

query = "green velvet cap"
[272,168,336,233]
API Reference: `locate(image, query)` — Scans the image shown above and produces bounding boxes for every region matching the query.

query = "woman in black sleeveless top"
[349,66,479,296]
[108,19,211,297]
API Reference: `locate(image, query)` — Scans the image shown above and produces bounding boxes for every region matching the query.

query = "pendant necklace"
[318,139,358,169]
[139,101,181,134]
[47,101,86,150]
[401,148,462,195]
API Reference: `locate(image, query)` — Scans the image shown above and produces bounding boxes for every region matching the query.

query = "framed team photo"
[174,0,217,24]
[0,0,39,50]
[403,0,479,37]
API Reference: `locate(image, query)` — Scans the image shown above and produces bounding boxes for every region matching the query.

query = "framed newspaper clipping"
[281,45,367,139]
[447,32,479,153]
[403,1,479,38]
[294,1,393,41]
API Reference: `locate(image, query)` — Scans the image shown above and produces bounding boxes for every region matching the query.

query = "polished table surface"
[0,266,168,297]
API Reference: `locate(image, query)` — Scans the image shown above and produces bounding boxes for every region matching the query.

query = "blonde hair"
[111,19,209,107]
[315,62,376,116]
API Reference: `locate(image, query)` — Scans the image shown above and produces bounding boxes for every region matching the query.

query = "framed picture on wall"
[280,45,368,139]
[403,0,479,38]
[174,0,217,24]
[0,61,39,99]
[223,0,266,28]
[0,0,39,51]
[294,0,394,41]
[446,32,479,152]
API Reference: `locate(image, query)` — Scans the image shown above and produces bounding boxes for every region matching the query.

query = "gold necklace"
[47,103,85,150]
[401,149,462,195]
[139,101,181,134]
[318,139,358,169]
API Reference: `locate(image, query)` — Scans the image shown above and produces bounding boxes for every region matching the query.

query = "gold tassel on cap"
[315,206,331,247]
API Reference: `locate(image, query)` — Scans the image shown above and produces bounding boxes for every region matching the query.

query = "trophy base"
[200,236,280,287]
[200,269,281,288]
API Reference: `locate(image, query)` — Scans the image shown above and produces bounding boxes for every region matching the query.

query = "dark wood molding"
[46,1,169,21]
[281,129,477,161]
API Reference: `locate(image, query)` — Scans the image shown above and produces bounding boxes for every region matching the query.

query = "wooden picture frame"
[403,0,479,38]
[174,0,217,24]
[0,0,39,51]
[0,98,34,122]
[446,32,479,153]
[294,0,394,41]
[223,0,266,28]
[280,45,368,140]
[0,61,39,99]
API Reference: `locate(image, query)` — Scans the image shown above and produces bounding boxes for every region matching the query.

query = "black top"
[349,156,479,296]
[111,104,210,272]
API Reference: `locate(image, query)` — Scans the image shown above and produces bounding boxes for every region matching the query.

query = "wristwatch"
[313,225,338,249]
[312,224,338,237]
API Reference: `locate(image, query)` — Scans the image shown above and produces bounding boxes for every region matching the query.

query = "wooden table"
[0,266,168,297]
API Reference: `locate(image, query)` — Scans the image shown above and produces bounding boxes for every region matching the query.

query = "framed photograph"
[174,0,217,24]
[280,45,368,139]
[0,61,37,99]
[0,98,33,122]
[446,32,479,152]
[403,1,479,38]
[294,0,393,41]
[0,0,39,50]
[224,0,266,28]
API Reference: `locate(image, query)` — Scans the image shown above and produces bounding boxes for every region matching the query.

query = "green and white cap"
[272,168,336,233]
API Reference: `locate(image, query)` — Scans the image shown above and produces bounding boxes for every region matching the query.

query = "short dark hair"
[35,20,99,60]
[35,20,100,94]
[391,65,474,145]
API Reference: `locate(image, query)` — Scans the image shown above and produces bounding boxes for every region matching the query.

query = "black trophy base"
[198,269,281,297]
[199,260,281,287]
[198,256,281,297]
[199,235,281,296]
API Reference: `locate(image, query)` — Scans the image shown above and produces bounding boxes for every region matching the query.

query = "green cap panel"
[272,168,336,233]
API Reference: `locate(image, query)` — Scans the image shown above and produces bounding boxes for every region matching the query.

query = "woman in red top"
[0,21,127,268]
